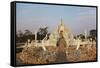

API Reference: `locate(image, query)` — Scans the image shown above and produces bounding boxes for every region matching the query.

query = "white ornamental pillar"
[35,31,37,46]
[46,34,47,40]
[76,38,80,50]
[84,30,87,41]
[35,31,37,41]
[42,40,46,51]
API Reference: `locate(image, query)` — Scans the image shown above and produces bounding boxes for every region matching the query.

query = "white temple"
[22,19,96,51]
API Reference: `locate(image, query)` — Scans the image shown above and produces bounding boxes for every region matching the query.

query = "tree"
[37,27,48,40]
[77,34,85,41]
[24,29,32,36]
[89,29,96,41]
[17,30,23,37]
[16,29,34,43]
[21,29,33,42]
[16,30,24,43]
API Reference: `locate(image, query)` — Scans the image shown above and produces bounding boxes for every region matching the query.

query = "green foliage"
[89,29,96,41]
[16,27,49,43]
[37,27,48,40]
[16,30,35,43]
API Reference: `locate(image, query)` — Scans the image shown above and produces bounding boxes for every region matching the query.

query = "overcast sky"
[16,3,96,35]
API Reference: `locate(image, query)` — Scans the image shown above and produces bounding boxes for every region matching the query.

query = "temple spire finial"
[61,18,63,26]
